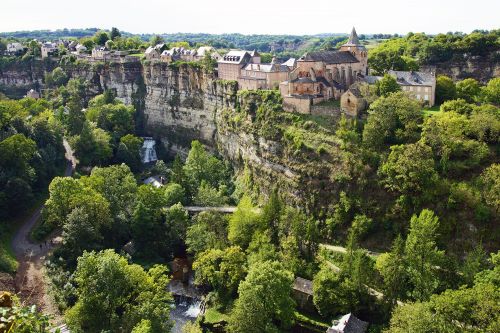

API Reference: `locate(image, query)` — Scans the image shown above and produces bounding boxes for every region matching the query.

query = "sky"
[1,0,499,35]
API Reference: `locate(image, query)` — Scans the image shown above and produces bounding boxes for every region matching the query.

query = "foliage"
[481,77,500,105]
[227,261,295,333]
[363,92,423,151]
[70,121,112,167]
[193,246,247,301]
[456,78,481,103]
[376,74,401,97]
[186,211,228,255]
[405,209,445,301]
[66,250,172,333]
[435,75,457,104]
[228,196,264,249]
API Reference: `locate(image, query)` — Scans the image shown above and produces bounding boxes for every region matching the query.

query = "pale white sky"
[1,0,498,35]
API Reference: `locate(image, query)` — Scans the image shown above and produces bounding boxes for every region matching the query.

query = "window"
[424,95,429,101]
[416,94,421,99]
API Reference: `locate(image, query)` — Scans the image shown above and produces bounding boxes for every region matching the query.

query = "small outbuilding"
[292,277,315,312]
[340,86,367,117]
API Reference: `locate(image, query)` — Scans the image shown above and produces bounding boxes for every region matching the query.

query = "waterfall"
[140,137,158,164]
[184,300,201,318]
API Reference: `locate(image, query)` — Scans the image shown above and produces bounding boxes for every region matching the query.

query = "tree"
[66,250,172,332]
[421,111,489,175]
[116,134,143,172]
[439,98,474,115]
[435,75,456,104]
[150,35,164,47]
[376,235,408,304]
[164,203,189,254]
[110,27,121,41]
[379,142,438,204]
[228,196,264,249]
[479,164,500,213]
[246,231,278,266]
[186,211,227,255]
[386,253,500,333]
[313,266,355,317]
[481,77,500,105]
[376,74,401,97]
[193,180,228,206]
[183,140,227,193]
[405,209,445,301]
[70,121,112,167]
[456,78,481,103]
[193,246,246,301]
[164,182,186,206]
[45,67,68,88]
[227,261,295,333]
[0,133,36,181]
[93,31,109,46]
[362,92,423,150]
[469,104,500,143]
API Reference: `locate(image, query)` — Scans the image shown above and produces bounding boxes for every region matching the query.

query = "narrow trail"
[12,139,76,323]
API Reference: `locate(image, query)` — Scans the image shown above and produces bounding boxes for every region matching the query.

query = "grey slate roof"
[299,51,359,64]
[388,70,435,86]
[219,50,252,64]
[327,313,368,333]
[293,277,313,295]
[243,63,289,73]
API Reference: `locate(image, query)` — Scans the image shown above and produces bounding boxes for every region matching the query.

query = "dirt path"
[12,139,76,322]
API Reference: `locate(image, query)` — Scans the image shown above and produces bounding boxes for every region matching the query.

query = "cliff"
[0,58,352,209]
[421,53,500,83]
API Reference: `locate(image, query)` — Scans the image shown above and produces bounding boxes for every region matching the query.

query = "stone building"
[217,50,260,81]
[92,46,111,60]
[364,70,436,106]
[6,42,24,55]
[389,70,436,106]
[194,46,221,61]
[145,46,161,60]
[280,27,368,114]
[238,57,290,90]
[26,89,40,99]
[292,277,315,312]
[340,85,367,117]
[41,42,57,59]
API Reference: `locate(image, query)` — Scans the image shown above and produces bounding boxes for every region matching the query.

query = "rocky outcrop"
[421,53,500,83]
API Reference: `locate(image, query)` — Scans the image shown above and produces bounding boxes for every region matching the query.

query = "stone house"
[363,70,436,106]
[292,277,315,312]
[238,57,290,90]
[145,46,161,60]
[280,28,368,114]
[326,313,368,333]
[74,44,87,55]
[160,49,179,63]
[41,42,57,58]
[217,50,259,81]
[340,85,367,117]
[92,46,111,60]
[6,42,24,55]
[26,89,40,99]
[389,70,436,106]
[194,46,221,61]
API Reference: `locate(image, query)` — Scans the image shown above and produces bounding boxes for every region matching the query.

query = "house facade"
[6,43,24,55]
[238,58,290,90]
[41,42,57,58]
[217,50,256,81]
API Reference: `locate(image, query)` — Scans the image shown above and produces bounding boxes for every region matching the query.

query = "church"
[279,28,368,113]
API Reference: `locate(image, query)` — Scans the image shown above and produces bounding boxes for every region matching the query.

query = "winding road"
[11,139,76,321]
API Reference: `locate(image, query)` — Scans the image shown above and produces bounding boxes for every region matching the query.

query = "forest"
[0,29,498,333]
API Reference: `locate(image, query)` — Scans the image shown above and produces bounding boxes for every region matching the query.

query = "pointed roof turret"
[347,27,360,45]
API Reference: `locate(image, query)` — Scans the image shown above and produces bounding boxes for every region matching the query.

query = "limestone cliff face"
[421,54,500,83]
[0,59,342,206]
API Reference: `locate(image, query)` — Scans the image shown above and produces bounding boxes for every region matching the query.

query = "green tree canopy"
[66,250,172,332]
[227,261,295,333]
